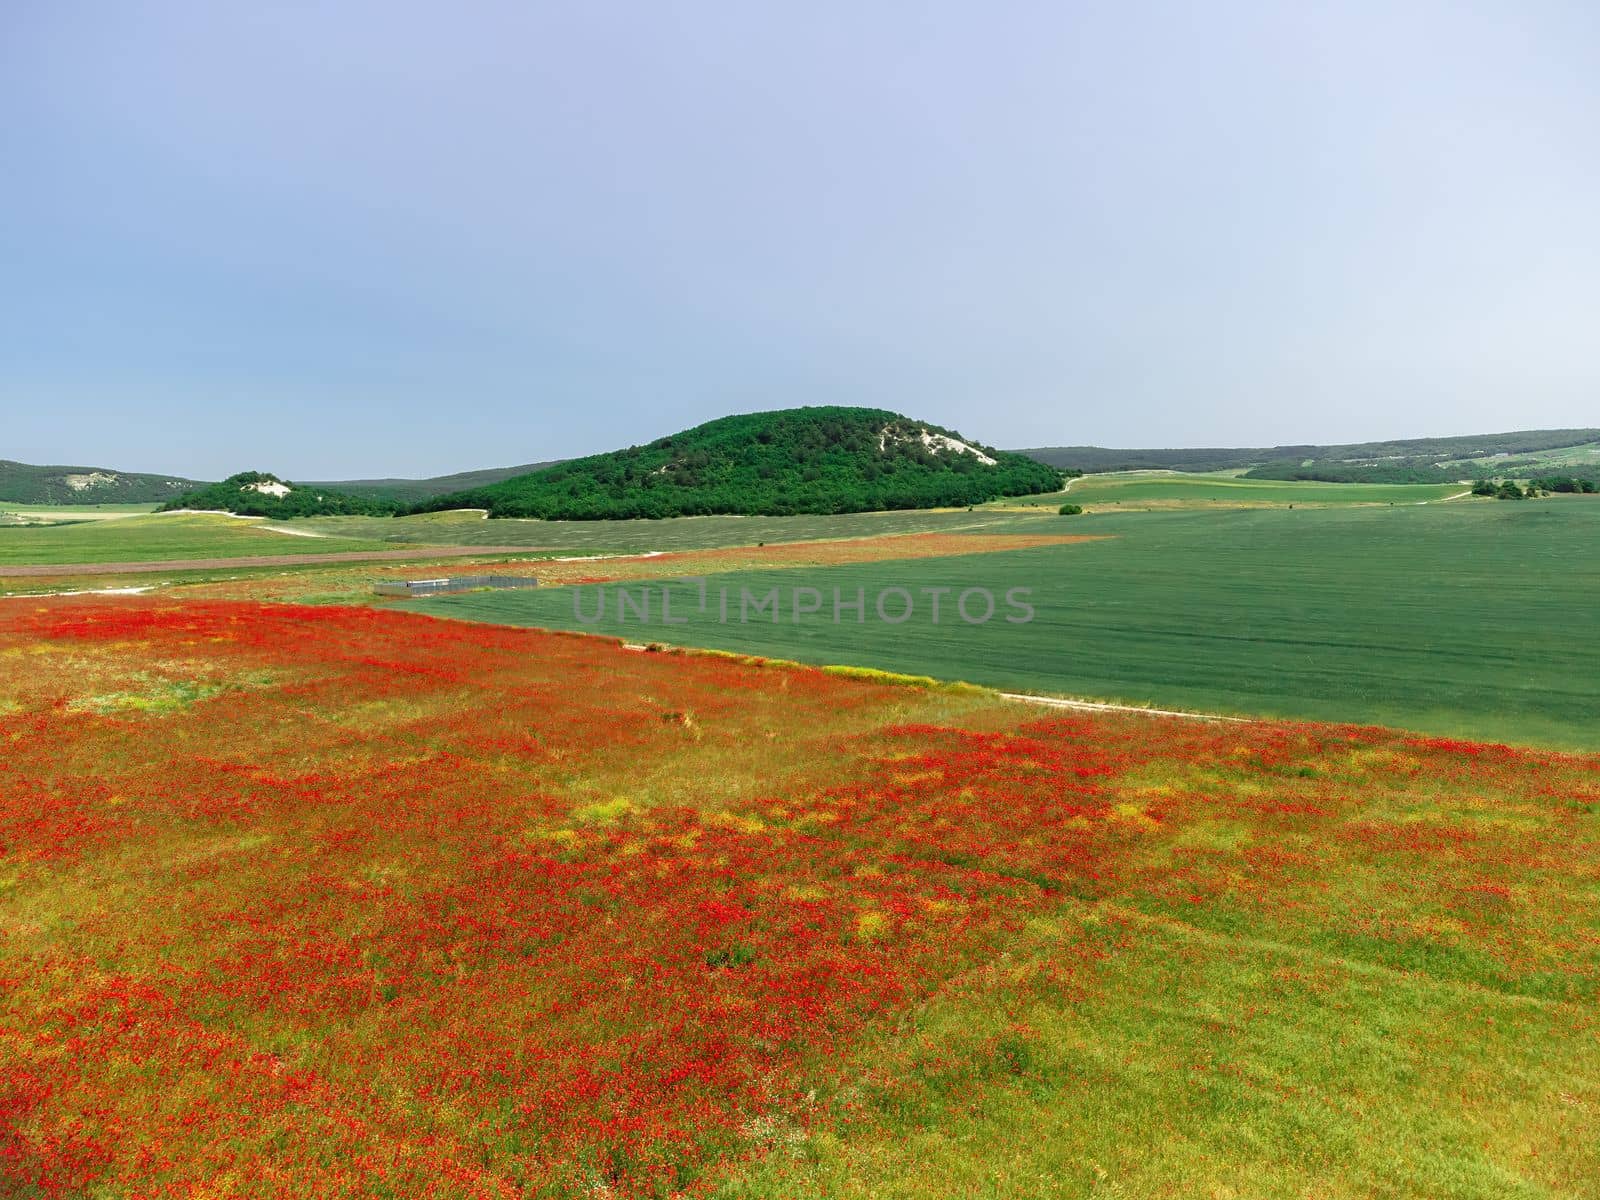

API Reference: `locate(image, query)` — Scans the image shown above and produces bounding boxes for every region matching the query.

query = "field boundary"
[0,545,550,577]
[998,690,1252,723]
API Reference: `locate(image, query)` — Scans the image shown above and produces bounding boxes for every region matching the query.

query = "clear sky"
[3,1,1596,479]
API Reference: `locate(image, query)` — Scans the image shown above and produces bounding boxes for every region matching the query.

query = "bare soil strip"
[0,546,547,578]
[998,690,1252,723]
[523,532,1107,586]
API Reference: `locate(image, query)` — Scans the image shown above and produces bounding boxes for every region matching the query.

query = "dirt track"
[0,546,546,578]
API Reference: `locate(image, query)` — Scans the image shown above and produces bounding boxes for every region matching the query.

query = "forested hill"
[159,472,399,518]
[413,407,1064,519]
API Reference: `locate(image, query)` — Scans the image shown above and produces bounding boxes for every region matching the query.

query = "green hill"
[1021,428,1600,483]
[413,408,1064,519]
[306,460,564,504]
[159,472,400,518]
[0,459,203,505]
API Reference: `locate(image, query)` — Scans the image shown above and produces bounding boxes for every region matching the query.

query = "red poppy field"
[3,598,1597,1198]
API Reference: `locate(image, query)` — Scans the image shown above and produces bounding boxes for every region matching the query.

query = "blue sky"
[3,1,1596,479]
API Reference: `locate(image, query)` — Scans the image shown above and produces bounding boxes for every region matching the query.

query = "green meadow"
[0,512,402,566]
[305,476,1467,548]
[297,506,1058,552]
[0,502,159,516]
[408,500,1600,749]
[1007,472,1470,508]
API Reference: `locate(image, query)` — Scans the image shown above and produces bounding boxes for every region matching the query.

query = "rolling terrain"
[287,507,1051,552]
[1021,427,1600,484]
[15,424,1597,507]
[10,471,1595,749]
[407,500,1600,749]
[0,459,202,505]
[3,597,1594,1197]
[1000,472,1469,508]
[0,513,401,568]
[412,407,1063,519]
[5,431,1598,1195]
[159,472,401,518]
[307,460,564,503]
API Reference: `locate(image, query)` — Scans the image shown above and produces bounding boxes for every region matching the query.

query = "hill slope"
[1021,428,1600,483]
[307,461,564,504]
[414,408,1064,519]
[159,472,400,518]
[0,459,203,505]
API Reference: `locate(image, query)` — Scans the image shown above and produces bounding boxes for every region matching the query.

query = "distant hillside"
[0,459,203,505]
[160,472,400,518]
[415,407,1064,519]
[307,461,563,504]
[1021,446,1267,473]
[1020,429,1600,483]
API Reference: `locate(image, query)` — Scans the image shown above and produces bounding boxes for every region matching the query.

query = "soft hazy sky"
[3,1,1597,478]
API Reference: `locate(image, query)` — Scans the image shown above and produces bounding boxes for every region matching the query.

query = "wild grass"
[1003,471,1470,509]
[3,600,1593,1196]
[296,507,1062,552]
[0,512,400,565]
